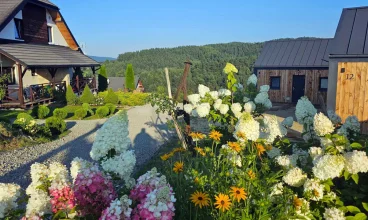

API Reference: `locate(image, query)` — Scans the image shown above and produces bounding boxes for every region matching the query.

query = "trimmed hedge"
[37,105,50,119]
[16,113,34,122]
[96,106,109,118]
[45,116,66,136]
[53,108,68,119]
[105,103,116,115]
[66,85,79,105]
[82,103,94,116]
[79,85,95,104]
[98,91,148,106]
[104,88,119,104]
[75,108,87,120]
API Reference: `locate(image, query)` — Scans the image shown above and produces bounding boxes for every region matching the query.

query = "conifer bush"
[75,108,87,120]
[45,116,66,136]
[80,85,95,104]
[96,106,109,118]
[125,64,135,91]
[103,88,118,104]
[82,103,94,116]
[16,113,34,122]
[53,108,68,119]
[66,85,79,105]
[37,105,50,119]
[104,103,116,115]
[98,65,108,92]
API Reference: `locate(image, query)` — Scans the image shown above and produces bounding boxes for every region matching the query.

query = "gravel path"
[0,105,172,187]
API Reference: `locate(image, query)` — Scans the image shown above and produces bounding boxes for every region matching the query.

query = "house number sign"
[346,73,354,80]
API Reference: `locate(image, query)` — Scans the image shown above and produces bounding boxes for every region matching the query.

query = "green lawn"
[0,109,32,122]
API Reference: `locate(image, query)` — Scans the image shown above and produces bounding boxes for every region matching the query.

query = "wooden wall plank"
[358,63,366,120]
[353,64,361,117]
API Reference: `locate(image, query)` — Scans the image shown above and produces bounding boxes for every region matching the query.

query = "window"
[1,67,15,85]
[319,77,328,91]
[270,76,281,90]
[47,26,53,43]
[14,18,23,39]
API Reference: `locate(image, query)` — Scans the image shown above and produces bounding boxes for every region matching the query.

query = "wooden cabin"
[254,39,333,105]
[326,6,368,132]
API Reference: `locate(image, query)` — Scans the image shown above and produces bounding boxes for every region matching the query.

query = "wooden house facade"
[254,39,333,105]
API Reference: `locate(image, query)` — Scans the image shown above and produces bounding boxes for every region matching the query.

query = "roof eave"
[329,54,368,59]
[253,66,329,69]
[0,0,28,33]
[27,63,101,68]
[29,0,59,10]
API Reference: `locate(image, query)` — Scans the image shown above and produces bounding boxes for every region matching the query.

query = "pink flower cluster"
[49,186,75,213]
[73,166,117,216]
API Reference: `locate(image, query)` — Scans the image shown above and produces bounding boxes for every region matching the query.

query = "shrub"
[37,105,50,119]
[45,116,66,136]
[52,88,66,103]
[125,64,135,91]
[98,65,108,92]
[53,108,67,119]
[66,85,79,105]
[16,113,34,122]
[96,106,109,118]
[105,103,117,115]
[82,103,94,116]
[79,85,95,104]
[104,88,119,104]
[75,108,87,120]
[117,92,148,106]
[0,121,13,138]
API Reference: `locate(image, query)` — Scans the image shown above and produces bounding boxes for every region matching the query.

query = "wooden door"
[292,75,305,102]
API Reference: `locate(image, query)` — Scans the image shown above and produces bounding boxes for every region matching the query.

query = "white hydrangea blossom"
[275,155,297,168]
[292,145,309,167]
[120,195,133,218]
[70,157,93,182]
[231,103,242,115]
[188,94,201,105]
[262,115,287,143]
[254,92,269,105]
[295,197,311,217]
[209,91,219,100]
[48,162,69,190]
[303,179,324,201]
[234,113,260,141]
[198,84,210,98]
[295,97,317,125]
[323,207,345,220]
[247,74,257,86]
[183,104,194,114]
[213,99,222,110]
[338,116,360,137]
[308,147,323,161]
[269,182,283,197]
[327,110,342,125]
[312,155,345,180]
[0,183,21,218]
[219,104,229,115]
[343,150,368,174]
[196,103,211,118]
[101,150,136,180]
[282,116,294,128]
[100,199,123,220]
[90,111,131,161]
[25,190,51,218]
[264,99,272,109]
[266,147,281,159]
[243,101,256,113]
[221,145,242,167]
[282,167,307,187]
[260,85,270,93]
[313,113,334,136]
[218,89,231,97]
[30,163,49,185]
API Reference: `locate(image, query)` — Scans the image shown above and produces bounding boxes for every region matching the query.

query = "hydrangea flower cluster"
[295,97,317,125]
[275,155,297,169]
[269,182,283,197]
[343,150,368,174]
[313,113,335,136]
[70,157,93,181]
[338,115,360,137]
[254,92,272,109]
[262,115,287,143]
[303,179,324,201]
[282,167,307,187]
[312,155,345,180]
[0,183,21,218]
[247,74,257,86]
[100,195,132,220]
[223,63,238,74]
[323,207,345,220]
[49,186,75,213]
[234,113,260,141]
[243,101,256,113]
[100,150,136,181]
[198,84,210,98]
[327,110,342,125]
[73,165,117,216]
[282,116,294,128]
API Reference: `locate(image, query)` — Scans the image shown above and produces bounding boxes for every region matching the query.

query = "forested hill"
[103,42,263,93]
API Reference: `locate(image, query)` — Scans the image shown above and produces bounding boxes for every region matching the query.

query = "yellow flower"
[189,132,206,141]
[235,131,247,141]
[190,191,211,208]
[194,147,206,156]
[256,143,266,157]
[209,130,223,142]
[214,193,232,212]
[173,161,184,173]
[293,196,302,209]
[230,187,247,202]
[194,177,199,184]
[228,142,241,153]
[160,153,173,161]
[173,147,186,153]
[247,170,256,180]
[223,63,238,74]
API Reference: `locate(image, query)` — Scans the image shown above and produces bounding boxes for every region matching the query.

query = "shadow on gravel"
[145,115,174,143]
[66,121,77,130]
[0,122,104,188]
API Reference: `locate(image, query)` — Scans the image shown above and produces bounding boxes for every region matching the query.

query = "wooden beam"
[21,67,28,78]
[17,63,24,107]
[174,60,192,102]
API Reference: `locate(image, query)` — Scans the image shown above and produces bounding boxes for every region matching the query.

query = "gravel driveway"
[0,105,172,187]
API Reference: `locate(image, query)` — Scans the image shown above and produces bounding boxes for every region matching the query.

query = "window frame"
[319,77,328,91]
[270,76,281,90]
[14,18,23,40]
[47,25,53,43]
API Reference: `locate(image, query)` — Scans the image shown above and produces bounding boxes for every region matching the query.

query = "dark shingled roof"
[330,6,368,58]
[0,43,100,67]
[254,39,333,68]
[33,0,58,8]
[108,77,140,91]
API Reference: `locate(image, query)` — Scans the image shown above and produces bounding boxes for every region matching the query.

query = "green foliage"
[16,113,34,122]
[98,64,108,92]
[74,108,87,120]
[99,90,148,106]
[82,103,94,116]
[0,73,9,100]
[45,116,66,135]
[66,85,79,105]
[103,88,119,104]
[104,103,116,115]
[37,105,50,119]
[125,64,135,91]
[96,106,109,118]
[53,108,67,119]
[79,85,95,104]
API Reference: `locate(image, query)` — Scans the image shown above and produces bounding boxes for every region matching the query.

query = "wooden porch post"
[17,63,24,107]
[91,66,96,90]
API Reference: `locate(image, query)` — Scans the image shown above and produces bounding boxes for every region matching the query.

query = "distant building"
[108,77,144,92]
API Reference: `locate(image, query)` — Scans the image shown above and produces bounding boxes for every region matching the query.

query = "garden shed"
[326,6,368,132]
[254,38,333,105]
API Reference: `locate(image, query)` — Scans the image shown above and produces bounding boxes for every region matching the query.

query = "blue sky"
[52,0,368,57]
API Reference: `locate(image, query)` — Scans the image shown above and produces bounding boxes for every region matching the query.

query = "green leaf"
[351,142,363,149]
[346,217,355,220]
[344,170,351,180]
[362,202,368,212]
[354,213,367,220]
[346,206,361,214]
[352,174,359,184]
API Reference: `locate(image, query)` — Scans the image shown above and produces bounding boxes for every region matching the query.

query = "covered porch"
[0,43,100,108]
